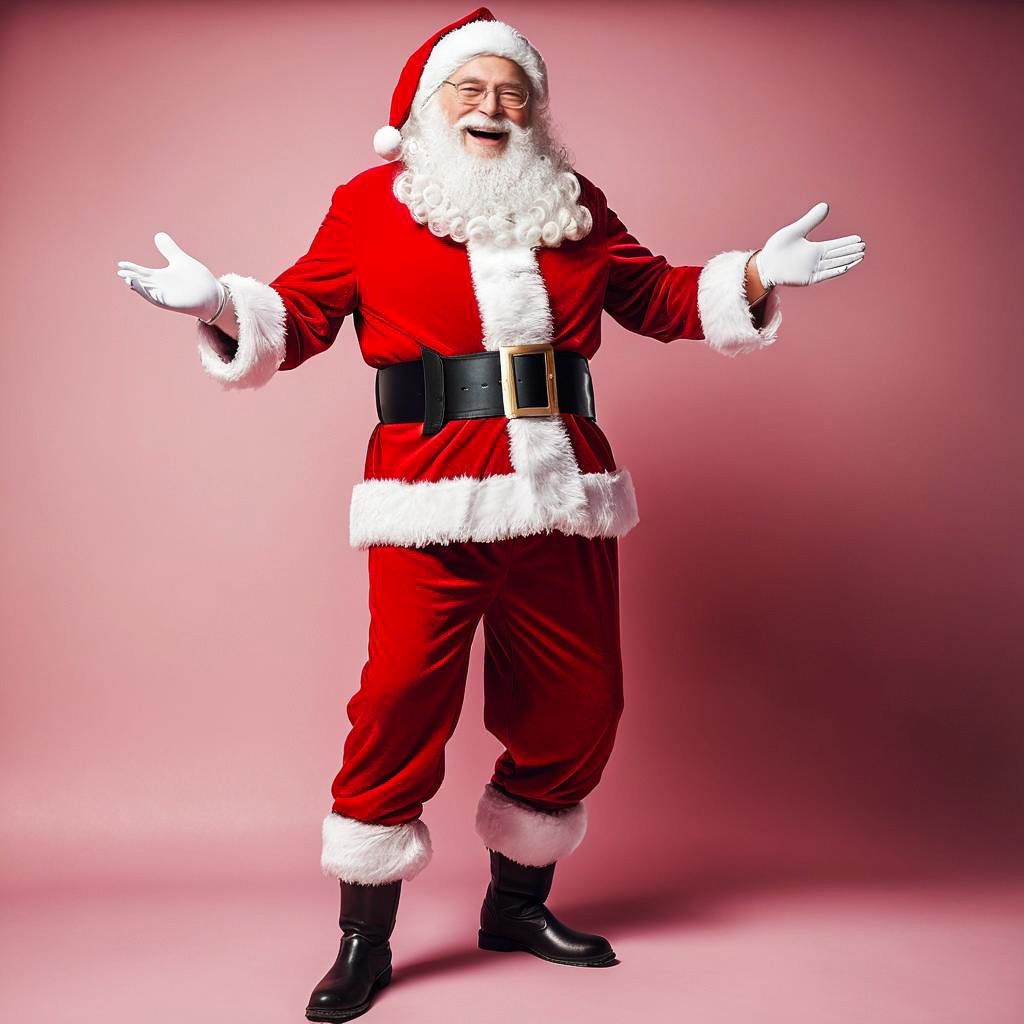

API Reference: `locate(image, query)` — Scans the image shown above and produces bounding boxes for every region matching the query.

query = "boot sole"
[478,930,617,967]
[304,964,392,1021]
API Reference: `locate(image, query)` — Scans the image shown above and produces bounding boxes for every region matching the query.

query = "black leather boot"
[478,849,617,967]
[306,879,401,1022]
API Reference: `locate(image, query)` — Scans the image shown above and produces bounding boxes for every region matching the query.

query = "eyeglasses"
[441,80,530,110]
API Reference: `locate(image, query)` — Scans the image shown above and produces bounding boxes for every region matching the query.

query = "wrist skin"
[198,281,241,363]
[209,291,239,340]
[745,249,773,308]
[199,279,240,355]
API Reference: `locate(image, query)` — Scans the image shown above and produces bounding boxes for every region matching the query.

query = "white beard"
[393,98,593,249]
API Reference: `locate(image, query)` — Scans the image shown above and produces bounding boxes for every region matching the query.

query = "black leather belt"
[376,344,596,436]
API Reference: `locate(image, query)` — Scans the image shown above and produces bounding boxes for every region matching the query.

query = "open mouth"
[465,127,508,141]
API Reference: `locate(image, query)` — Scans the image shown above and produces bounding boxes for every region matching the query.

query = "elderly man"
[117,7,865,1020]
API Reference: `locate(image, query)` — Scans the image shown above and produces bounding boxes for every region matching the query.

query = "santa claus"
[116,7,866,1020]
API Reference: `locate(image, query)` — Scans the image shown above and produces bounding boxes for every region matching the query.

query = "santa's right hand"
[116,232,224,321]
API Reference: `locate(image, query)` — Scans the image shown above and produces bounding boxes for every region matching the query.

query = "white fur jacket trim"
[349,239,639,549]
[196,273,287,389]
[697,249,783,356]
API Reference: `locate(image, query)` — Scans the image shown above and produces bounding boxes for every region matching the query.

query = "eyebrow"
[452,77,526,88]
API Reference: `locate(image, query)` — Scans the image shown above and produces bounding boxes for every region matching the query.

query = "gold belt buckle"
[500,344,559,418]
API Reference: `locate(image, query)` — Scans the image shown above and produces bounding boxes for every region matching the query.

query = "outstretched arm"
[194,184,360,388]
[602,201,784,356]
[115,184,360,390]
[601,186,865,356]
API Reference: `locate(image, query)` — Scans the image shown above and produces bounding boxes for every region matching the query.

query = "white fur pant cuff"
[321,813,433,885]
[474,783,588,867]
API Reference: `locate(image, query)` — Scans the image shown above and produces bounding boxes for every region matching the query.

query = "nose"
[479,90,500,117]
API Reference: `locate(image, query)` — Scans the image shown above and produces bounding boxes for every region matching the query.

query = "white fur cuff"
[321,813,433,885]
[196,273,288,389]
[475,783,587,867]
[696,249,783,357]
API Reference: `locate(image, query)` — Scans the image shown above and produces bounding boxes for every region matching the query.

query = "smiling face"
[395,50,591,248]
[436,55,532,158]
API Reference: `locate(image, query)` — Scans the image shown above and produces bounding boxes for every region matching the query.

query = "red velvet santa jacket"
[196,163,782,549]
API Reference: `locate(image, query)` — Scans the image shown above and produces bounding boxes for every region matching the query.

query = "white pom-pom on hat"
[373,125,403,161]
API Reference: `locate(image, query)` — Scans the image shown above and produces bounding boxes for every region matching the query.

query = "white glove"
[116,232,226,322]
[755,202,866,288]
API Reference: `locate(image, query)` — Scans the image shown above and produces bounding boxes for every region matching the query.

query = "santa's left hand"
[755,202,866,288]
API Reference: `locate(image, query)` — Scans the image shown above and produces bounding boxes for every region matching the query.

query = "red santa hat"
[372,6,549,161]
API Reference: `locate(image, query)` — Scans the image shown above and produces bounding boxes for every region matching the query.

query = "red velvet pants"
[330,530,624,826]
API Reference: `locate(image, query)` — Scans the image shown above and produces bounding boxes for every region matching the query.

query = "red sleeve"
[602,202,705,343]
[270,183,360,372]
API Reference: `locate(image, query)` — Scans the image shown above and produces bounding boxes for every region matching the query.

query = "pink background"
[2,1,1022,1021]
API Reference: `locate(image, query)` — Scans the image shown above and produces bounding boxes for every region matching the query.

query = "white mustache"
[456,114,512,133]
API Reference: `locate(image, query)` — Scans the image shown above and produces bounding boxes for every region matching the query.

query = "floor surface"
[3,871,1022,1023]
